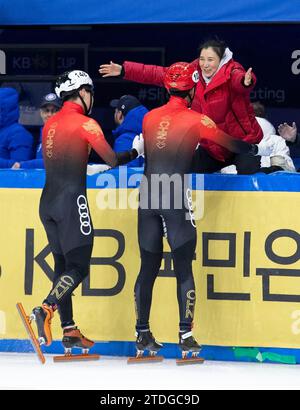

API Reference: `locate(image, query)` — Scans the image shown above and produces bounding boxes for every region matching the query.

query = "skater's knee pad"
[140,248,162,274]
[172,239,196,262]
[135,248,162,291]
[172,239,196,283]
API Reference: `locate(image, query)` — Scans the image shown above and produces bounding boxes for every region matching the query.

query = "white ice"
[0,353,300,390]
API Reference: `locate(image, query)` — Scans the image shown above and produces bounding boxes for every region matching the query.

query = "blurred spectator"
[110,94,147,167]
[12,93,61,169]
[0,87,34,168]
[277,121,300,170]
[252,101,276,135]
[253,102,294,172]
[222,102,295,174]
[99,38,262,174]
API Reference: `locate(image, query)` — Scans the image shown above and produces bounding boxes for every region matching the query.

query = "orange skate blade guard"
[127,355,163,364]
[176,357,204,366]
[53,354,100,363]
[16,302,46,365]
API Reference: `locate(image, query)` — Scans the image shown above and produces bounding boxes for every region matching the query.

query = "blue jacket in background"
[113,105,148,167]
[0,87,34,168]
[20,127,44,169]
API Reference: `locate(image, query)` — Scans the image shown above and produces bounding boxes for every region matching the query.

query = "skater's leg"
[134,248,163,330]
[135,210,163,331]
[33,245,92,346]
[44,244,92,308]
[134,249,164,355]
[32,217,61,346]
[172,239,197,333]
[52,253,75,329]
[46,251,94,354]
[133,210,164,354]
[172,240,201,354]
[55,245,94,352]
[162,208,201,356]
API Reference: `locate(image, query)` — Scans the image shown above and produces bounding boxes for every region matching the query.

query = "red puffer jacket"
[124,59,262,161]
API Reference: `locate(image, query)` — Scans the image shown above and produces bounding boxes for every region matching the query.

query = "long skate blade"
[16,302,46,365]
[127,356,163,364]
[176,357,204,366]
[53,354,100,363]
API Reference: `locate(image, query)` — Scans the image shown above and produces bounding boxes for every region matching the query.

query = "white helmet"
[55,70,93,99]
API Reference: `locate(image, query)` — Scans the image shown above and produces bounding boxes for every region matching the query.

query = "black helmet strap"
[77,87,93,116]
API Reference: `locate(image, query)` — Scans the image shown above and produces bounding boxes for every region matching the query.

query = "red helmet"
[164,62,199,91]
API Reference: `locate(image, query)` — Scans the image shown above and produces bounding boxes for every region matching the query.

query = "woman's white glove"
[87,164,111,176]
[255,138,275,157]
[132,133,144,157]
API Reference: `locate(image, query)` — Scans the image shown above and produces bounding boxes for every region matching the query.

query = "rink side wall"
[1,168,300,365]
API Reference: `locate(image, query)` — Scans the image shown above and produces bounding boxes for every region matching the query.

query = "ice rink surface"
[0,353,300,390]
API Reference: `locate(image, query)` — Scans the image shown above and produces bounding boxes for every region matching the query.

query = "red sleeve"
[197,115,252,154]
[230,66,257,94]
[79,119,117,167]
[123,61,168,86]
[123,59,199,87]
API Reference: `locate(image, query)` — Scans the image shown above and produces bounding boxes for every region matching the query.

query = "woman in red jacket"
[99,39,263,174]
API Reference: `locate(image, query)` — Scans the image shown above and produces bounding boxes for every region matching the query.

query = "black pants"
[40,192,94,328]
[135,207,197,333]
[192,146,261,174]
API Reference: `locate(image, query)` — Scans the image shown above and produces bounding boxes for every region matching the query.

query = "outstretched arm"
[230,66,257,93]
[197,115,273,156]
[80,119,143,167]
[99,60,167,86]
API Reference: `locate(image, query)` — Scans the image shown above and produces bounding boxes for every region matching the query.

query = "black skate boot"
[128,330,163,363]
[177,331,204,365]
[62,326,95,356]
[31,304,54,347]
[136,330,163,357]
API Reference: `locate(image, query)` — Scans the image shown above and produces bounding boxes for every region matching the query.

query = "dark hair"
[198,38,227,60]
[61,85,93,102]
[251,101,265,118]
